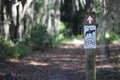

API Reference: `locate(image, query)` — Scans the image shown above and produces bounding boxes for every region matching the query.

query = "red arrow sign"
[84,12,96,25]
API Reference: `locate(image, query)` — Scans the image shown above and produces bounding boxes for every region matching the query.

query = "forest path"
[0,39,120,80]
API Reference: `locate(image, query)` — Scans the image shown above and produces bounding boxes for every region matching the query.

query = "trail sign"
[84,12,96,25]
[87,16,93,24]
[84,25,96,49]
[84,12,96,49]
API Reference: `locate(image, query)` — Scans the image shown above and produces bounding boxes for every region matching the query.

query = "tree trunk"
[0,0,2,24]
[17,1,23,41]
[53,0,61,34]
[85,0,95,12]
[3,0,12,41]
[0,0,2,38]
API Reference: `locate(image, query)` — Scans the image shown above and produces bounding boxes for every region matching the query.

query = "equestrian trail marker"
[84,13,96,49]
[84,25,96,49]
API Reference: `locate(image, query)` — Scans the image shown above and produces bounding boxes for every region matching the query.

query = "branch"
[21,0,33,19]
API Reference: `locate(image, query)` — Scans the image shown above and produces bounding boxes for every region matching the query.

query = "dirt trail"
[0,40,120,80]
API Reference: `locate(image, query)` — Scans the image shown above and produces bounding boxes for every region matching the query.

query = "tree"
[61,0,86,35]
[0,0,33,41]
[0,0,62,46]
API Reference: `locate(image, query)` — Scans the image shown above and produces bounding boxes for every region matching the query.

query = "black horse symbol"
[85,28,95,36]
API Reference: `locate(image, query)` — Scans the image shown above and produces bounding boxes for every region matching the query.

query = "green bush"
[52,22,67,46]
[52,22,84,46]
[105,32,119,43]
[29,24,49,50]
[0,40,14,59]
[97,32,119,44]
[0,39,32,59]
[60,22,67,33]
[13,43,32,58]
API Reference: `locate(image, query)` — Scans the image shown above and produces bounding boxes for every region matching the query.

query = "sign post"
[84,12,96,80]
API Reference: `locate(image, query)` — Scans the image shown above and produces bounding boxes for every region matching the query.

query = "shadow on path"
[0,41,120,80]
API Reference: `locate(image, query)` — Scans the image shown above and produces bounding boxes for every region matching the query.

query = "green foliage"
[0,40,13,59]
[97,32,119,44]
[52,22,84,46]
[56,34,65,41]
[34,0,43,13]
[60,22,67,33]
[105,32,119,43]
[0,39,32,59]
[52,22,67,46]
[0,23,52,59]
[29,24,48,50]
[13,43,32,58]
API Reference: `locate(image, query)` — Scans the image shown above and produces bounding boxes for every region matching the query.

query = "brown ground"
[0,40,120,80]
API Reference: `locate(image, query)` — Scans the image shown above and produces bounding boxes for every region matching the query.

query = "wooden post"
[86,49,96,80]
[84,12,96,80]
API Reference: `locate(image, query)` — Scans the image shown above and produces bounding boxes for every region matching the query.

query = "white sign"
[84,25,96,49]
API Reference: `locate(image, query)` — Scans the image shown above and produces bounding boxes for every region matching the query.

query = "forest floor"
[0,39,120,80]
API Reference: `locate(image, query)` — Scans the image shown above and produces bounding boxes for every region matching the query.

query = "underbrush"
[97,32,120,44]
[0,40,32,59]
[0,24,51,59]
